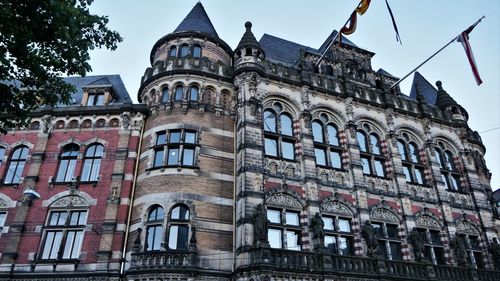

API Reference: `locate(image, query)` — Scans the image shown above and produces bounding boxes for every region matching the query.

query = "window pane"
[338,219,351,232]
[415,168,424,185]
[170,131,181,143]
[474,252,484,269]
[42,231,63,259]
[192,46,201,58]
[441,174,450,189]
[264,138,277,157]
[323,217,334,230]
[0,148,5,163]
[63,230,84,259]
[268,228,282,249]
[65,159,77,182]
[339,236,352,255]
[156,132,167,145]
[190,87,199,101]
[387,224,399,239]
[286,231,300,251]
[56,160,69,182]
[325,235,337,253]
[182,149,194,166]
[147,225,163,251]
[361,157,371,175]
[374,160,385,177]
[370,134,381,155]
[175,86,183,101]
[171,225,189,250]
[403,165,411,182]
[330,151,342,169]
[154,150,164,167]
[170,205,189,220]
[372,223,383,237]
[180,45,188,57]
[469,236,480,249]
[314,148,326,166]
[168,225,179,250]
[162,88,169,103]
[86,94,95,106]
[0,213,6,227]
[327,125,339,146]
[281,141,294,160]
[89,159,101,181]
[445,151,455,170]
[49,212,66,226]
[285,212,299,226]
[390,242,402,260]
[435,149,444,168]
[357,132,367,152]
[167,148,179,165]
[169,46,177,57]
[149,206,165,221]
[184,132,196,144]
[397,141,407,160]
[409,143,419,163]
[280,114,293,136]
[81,159,92,181]
[267,209,281,224]
[312,122,324,142]
[96,94,105,105]
[434,247,446,265]
[451,175,461,191]
[263,110,276,132]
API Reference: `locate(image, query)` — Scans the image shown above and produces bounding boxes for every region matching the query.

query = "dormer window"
[86,93,105,106]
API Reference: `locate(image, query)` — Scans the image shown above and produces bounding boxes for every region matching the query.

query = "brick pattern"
[454,156,469,190]
[352,220,363,256]
[293,119,302,158]
[400,224,411,261]
[339,129,350,168]
[381,139,393,177]
[420,147,434,185]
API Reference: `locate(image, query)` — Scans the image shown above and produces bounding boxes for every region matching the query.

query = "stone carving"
[121,112,131,131]
[345,97,354,122]
[489,237,500,270]
[253,204,269,246]
[51,195,90,208]
[311,212,325,248]
[362,221,379,257]
[455,220,479,235]
[452,235,468,266]
[320,201,354,216]
[385,108,395,132]
[409,228,425,262]
[415,214,441,229]
[0,198,7,208]
[370,205,398,222]
[316,167,349,186]
[41,114,53,134]
[266,193,301,209]
[133,227,142,253]
[301,85,310,110]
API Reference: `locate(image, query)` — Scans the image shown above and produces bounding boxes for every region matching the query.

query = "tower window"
[162,87,169,104]
[175,85,184,101]
[180,44,189,57]
[192,45,201,58]
[169,46,177,58]
[189,86,199,102]
[153,129,198,168]
[145,205,164,251]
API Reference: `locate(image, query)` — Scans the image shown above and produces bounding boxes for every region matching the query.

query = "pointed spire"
[435,81,458,110]
[173,3,218,37]
[236,22,262,51]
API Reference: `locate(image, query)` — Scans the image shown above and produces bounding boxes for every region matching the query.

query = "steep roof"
[317,30,358,53]
[409,72,438,105]
[173,2,218,37]
[61,75,132,106]
[259,34,317,65]
[236,22,263,52]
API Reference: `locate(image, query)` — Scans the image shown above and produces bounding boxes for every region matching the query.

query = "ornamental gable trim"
[414,208,442,229]
[51,195,90,208]
[370,203,399,222]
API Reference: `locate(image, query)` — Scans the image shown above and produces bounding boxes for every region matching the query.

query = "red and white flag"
[456,18,484,85]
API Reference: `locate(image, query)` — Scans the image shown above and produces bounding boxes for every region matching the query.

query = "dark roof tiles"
[173,2,219,37]
[409,72,438,105]
[61,75,132,106]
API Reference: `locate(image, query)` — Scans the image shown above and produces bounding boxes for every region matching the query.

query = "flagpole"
[314,1,363,69]
[389,16,485,89]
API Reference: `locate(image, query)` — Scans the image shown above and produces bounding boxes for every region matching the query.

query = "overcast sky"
[88,0,500,190]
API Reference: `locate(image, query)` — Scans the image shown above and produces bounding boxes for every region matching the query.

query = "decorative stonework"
[266,193,302,209]
[364,176,395,194]
[263,158,300,178]
[51,196,90,208]
[320,200,354,216]
[0,198,7,208]
[415,214,441,229]
[455,216,480,235]
[408,184,437,202]
[316,167,349,186]
[370,204,399,222]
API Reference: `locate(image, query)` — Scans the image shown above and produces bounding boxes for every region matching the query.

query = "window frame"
[414,227,446,265]
[151,129,198,169]
[263,107,296,161]
[267,207,302,251]
[80,143,104,182]
[169,46,177,58]
[166,204,191,251]
[357,131,386,178]
[435,147,463,192]
[145,205,165,252]
[86,92,105,106]
[4,145,29,184]
[312,120,343,170]
[161,87,170,104]
[371,221,403,261]
[179,44,189,58]
[192,45,202,58]
[398,140,426,186]
[55,144,80,183]
[40,209,88,261]
[322,215,354,256]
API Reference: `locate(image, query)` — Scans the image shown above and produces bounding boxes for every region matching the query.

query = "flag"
[356,0,371,15]
[456,18,483,85]
[341,11,358,35]
[384,0,402,44]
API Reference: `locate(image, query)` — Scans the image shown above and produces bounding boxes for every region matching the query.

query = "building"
[1,3,499,281]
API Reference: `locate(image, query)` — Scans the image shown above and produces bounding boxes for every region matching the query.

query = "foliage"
[0,0,122,133]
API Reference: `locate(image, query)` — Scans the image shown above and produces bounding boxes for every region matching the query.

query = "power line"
[478,126,500,134]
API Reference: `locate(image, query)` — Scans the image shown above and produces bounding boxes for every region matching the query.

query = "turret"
[233,21,266,76]
[435,81,469,123]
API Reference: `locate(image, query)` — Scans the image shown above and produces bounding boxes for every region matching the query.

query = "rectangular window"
[170,131,181,143]
[168,225,188,250]
[49,211,67,226]
[281,140,295,160]
[86,93,105,106]
[154,149,164,167]
[430,230,441,245]
[338,219,351,232]
[41,210,87,260]
[314,148,326,166]
[156,132,167,145]
[42,231,63,259]
[372,223,383,237]
[184,131,196,144]
[325,235,337,253]
[264,138,278,157]
[361,157,371,175]
[386,224,399,239]
[415,168,424,185]
[403,165,412,182]
[286,231,300,250]
[390,242,402,260]
[147,225,164,251]
[434,247,446,265]
[268,228,282,249]
[285,211,299,226]
[167,148,179,165]
[323,217,334,231]
[267,209,281,224]
[182,148,195,166]
[330,151,342,169]
[62,230,84,259]
[339,236,353,255]
[374,159,385,177]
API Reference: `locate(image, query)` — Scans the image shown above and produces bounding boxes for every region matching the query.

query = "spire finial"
[245,21,252,31]
[436,81,443,91]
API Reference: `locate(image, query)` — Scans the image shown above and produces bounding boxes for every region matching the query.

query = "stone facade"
[0,3,499,281]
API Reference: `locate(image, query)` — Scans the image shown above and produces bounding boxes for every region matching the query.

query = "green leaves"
[0,0,122,133]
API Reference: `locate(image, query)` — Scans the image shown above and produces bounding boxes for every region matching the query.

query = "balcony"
[242,248,500,281]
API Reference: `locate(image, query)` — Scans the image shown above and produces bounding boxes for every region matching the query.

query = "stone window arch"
[80,143,104,182]
[4,145,29,184]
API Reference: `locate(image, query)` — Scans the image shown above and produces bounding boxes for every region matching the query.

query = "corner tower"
[126,3,235,280]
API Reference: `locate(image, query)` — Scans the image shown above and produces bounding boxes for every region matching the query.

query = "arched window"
[179,44,189,57]
[435,146,462,192]
[145,205,164,251]
[41,204,88,260]
[55,144,79,183]
[81,144,103,182]
[167,204,190,250]
[169,46,177,58]
[189,86,199,102]
[312,120,343,169]
[4,145,29,184]
[267,207,301,250]
[174,85,184,101]
[161,87,169,104]
[357,129,385,177]
[263,103,295,160]
[192,45,201,58]
[398,139,425,185]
